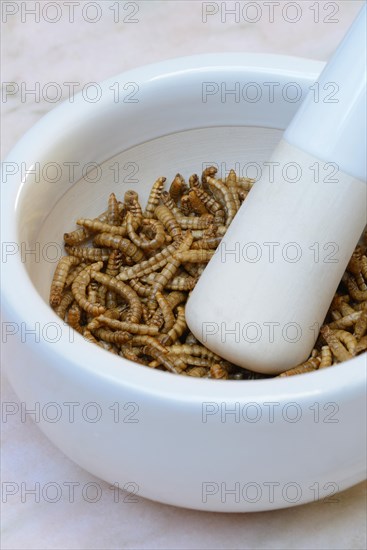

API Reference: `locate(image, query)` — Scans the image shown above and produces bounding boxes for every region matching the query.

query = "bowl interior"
[31,126,282,299]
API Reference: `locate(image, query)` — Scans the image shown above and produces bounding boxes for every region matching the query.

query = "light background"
[1,1,366,549]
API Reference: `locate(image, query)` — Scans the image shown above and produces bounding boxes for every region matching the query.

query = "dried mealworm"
[147,232,193,309]
[188,189,209,215]
[189,173,200,189]
[169,173,186,203]
[320,326,353,362]
[174,249,214,263]
[355,335,367,354]
[277,357,320,377]
[127,214,166,251]
[91,271,142,324]
[120,347,147,365]
[165,275,197,291]
[93,233,145,263]
[142,346,180,373]
[124,190,143,225]
[76,219,128,236]
[186,367,208,378]
[194,187,225,224]
[331,295,355,316]
[327,311,362,330]
[180,195,192,216]
[201,165,218,191]
[333,330,357,355]
[65,262,88,288]
[116,241,182,281]
[71,262,105,316]
[159,305,187,345]
[344,274,367,301]
[107,192,120,225]
[93,327,131,345]
[129,278,151,297]
[144,176,166,218]
[67,302,84,334]
[94,315,159,336]
[361,255,367,280]
[155,291,175,332]
[207,176,237,226]
[353,310,367,341]
[209,363,229,379]
[50,256,80,307]
[155,205,182,240]
[226,169,241,213]
[177,213,213,230]
[319,346,333,369]
[65,245,110,262]
[191,236,222,250]
[168,343,221,361]
[54,290,74,320]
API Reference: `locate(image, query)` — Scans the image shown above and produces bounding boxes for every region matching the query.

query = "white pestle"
[186,5,367,375]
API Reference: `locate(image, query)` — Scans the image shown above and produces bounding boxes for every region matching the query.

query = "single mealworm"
[169,173,186,203]
[355,335,367,354]
[207,176,237,226]
[142,345,180,374]
[155,291,175,332]
[226,169,241,213]
[189,173,200,189]
[129,278,151,297]
[67,302,84,334]
[180,195,192,216]
[159,305,187,345]
[155,204,182,240]
[65,262,88,288]
[194,187,225,224]
[50,256,80,307]
[191,236,222,250]
[319,346,333,369]
[144,176,166,218]
[186,367,208,378]
[65,244,111,262]
[107,192,120,225]
[327,311,362,330]
[277,357,320,377]
[91,270,142,324]
[320,326,353,362]
[165,275,197,291]
[344,274,367,301]
[54,290,74,319]
[120,347,147,365]
[93,233,145,263]
[71,262,105,316]
[177,214,213,230]
[173,249,214,263]
[209,363,229,379]
[188,189,209,216]
[93,327,131,345]
[116,241,181,281]
[168,343,221,361]
[94,315,159,336]
[201,165,218,191]
[76,219,128,236]
[353,310,367,340]
[127,213,166,251]
[124,190,143,226]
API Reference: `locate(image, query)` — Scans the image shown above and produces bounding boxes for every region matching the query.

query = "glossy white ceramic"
[2,54,366,512]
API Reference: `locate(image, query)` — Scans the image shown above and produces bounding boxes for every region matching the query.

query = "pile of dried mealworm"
[50,167,367,379]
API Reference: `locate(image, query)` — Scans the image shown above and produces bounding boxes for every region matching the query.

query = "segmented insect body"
[145,177,166,218]
[50,256,80,307]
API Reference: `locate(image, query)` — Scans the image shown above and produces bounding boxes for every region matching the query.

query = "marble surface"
[1,1,366,548]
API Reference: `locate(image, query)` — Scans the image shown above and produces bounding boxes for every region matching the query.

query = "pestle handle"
[185,6,367,374]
